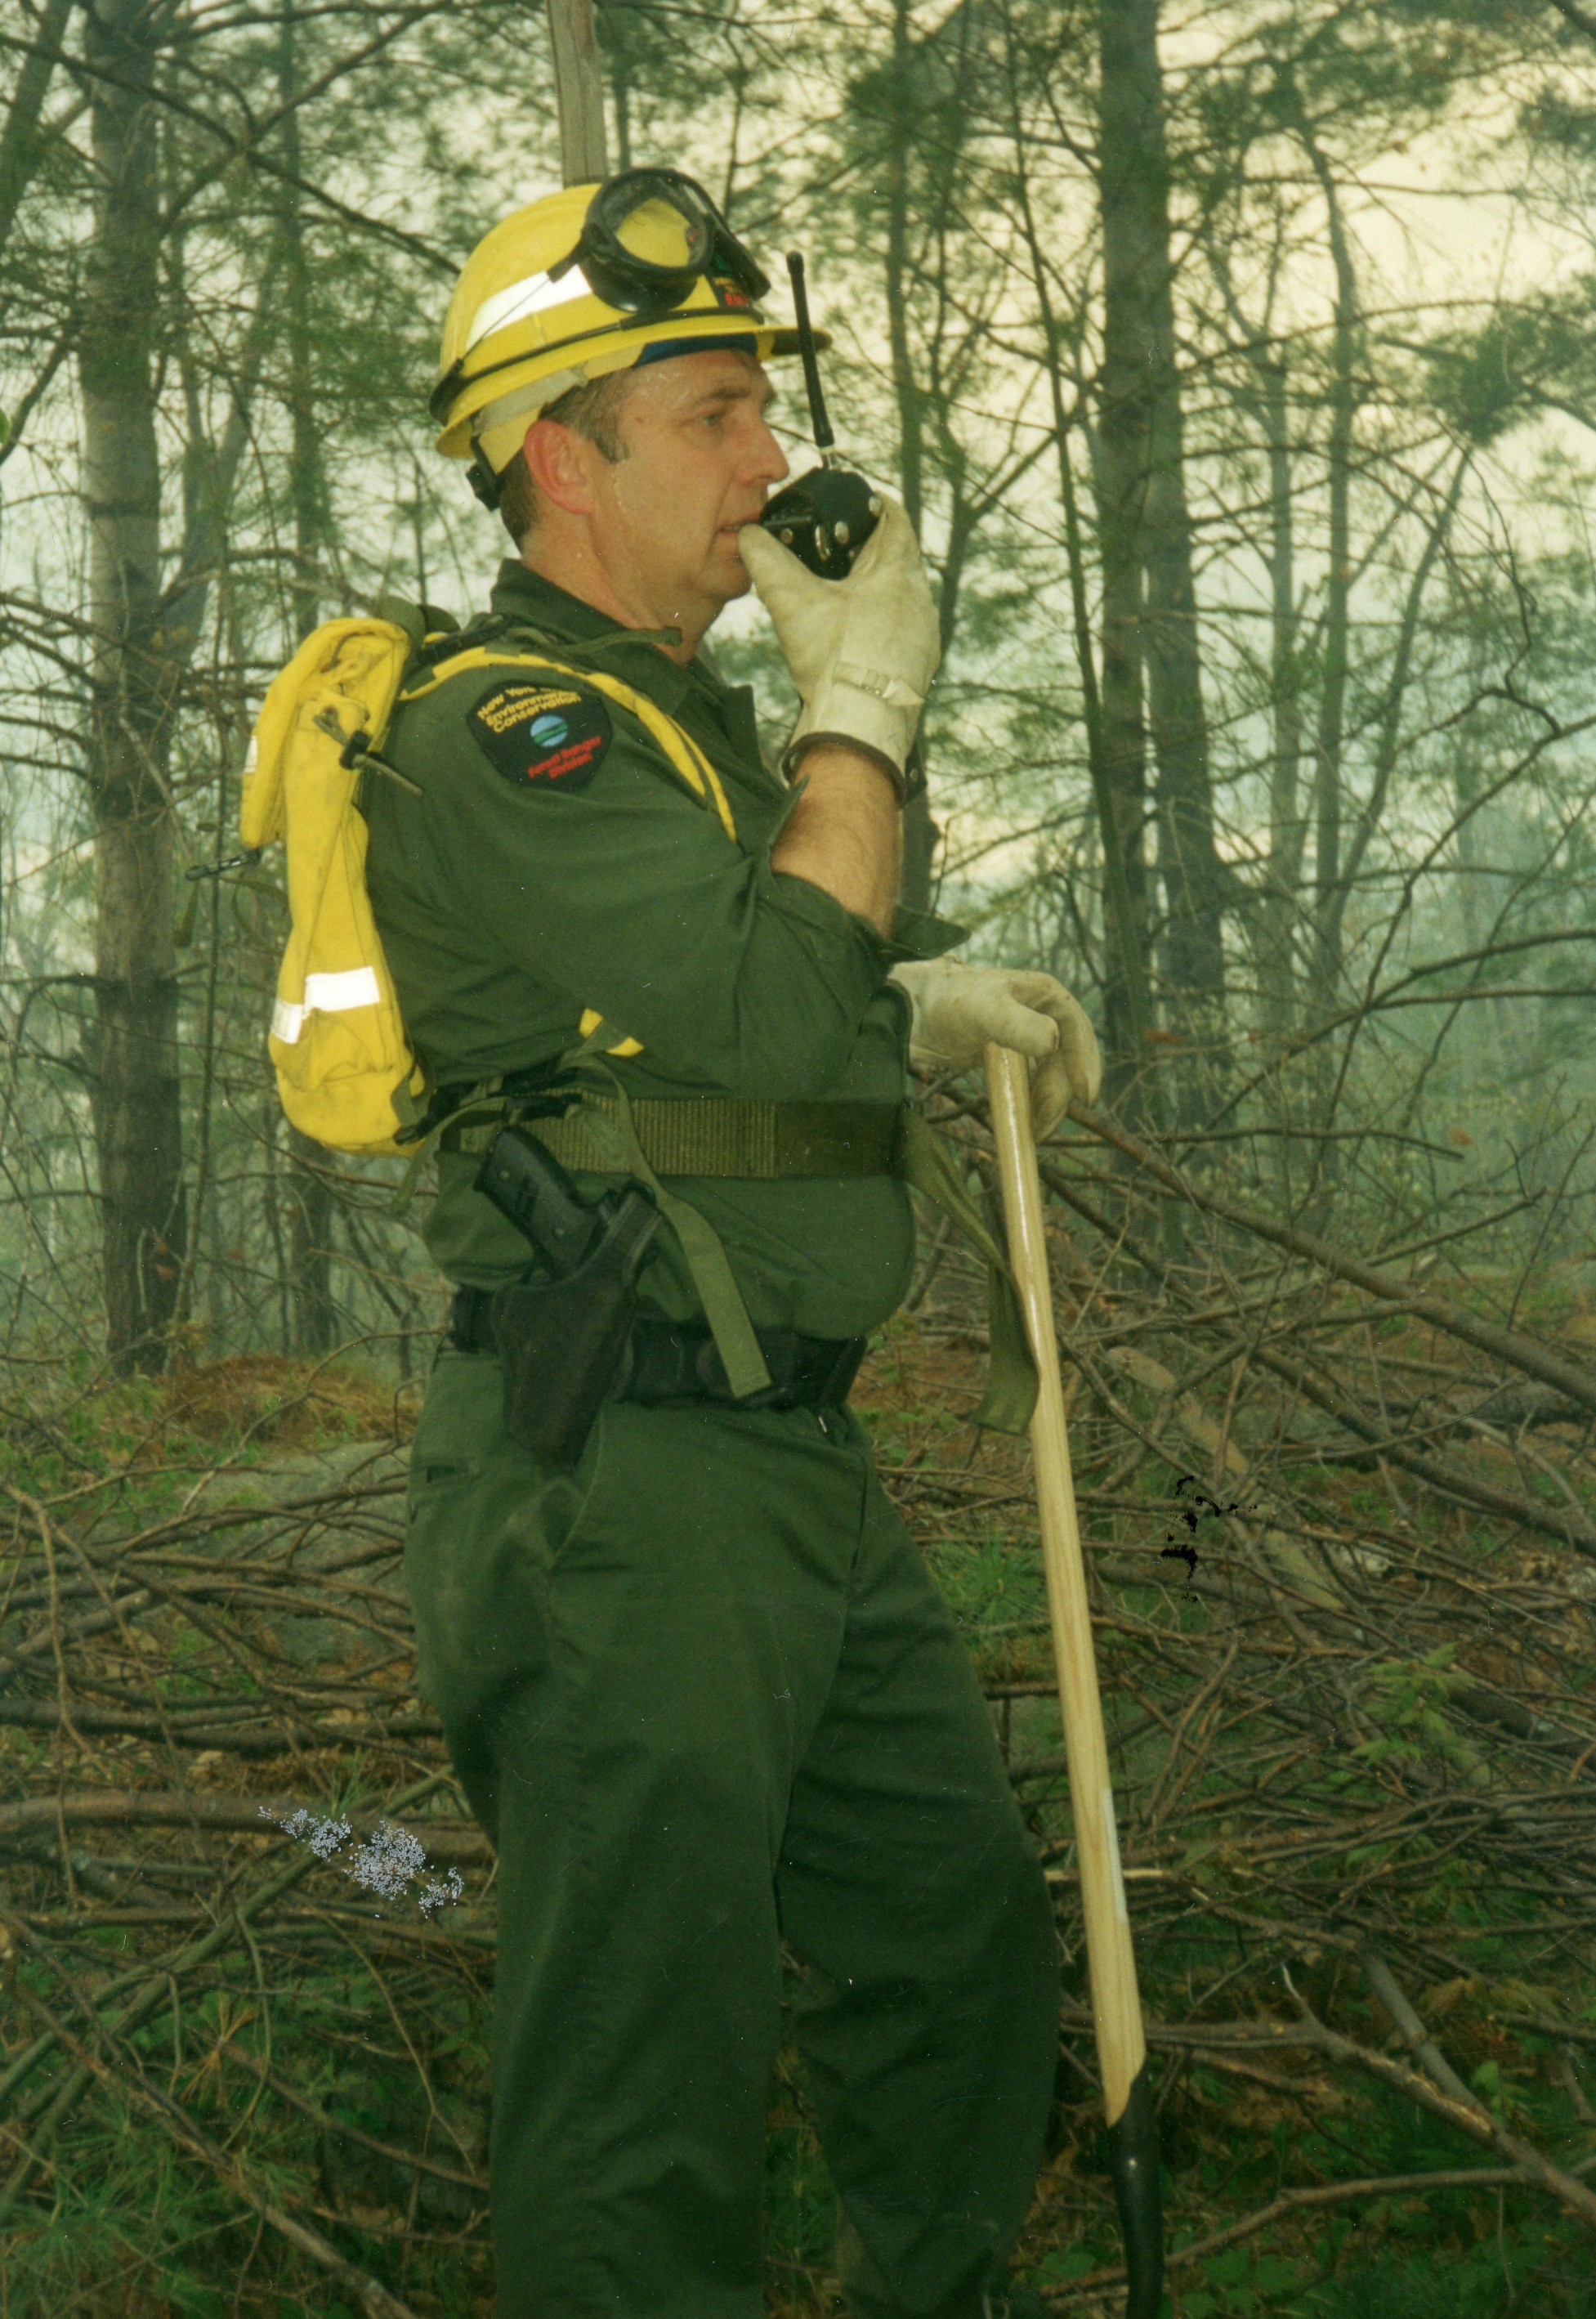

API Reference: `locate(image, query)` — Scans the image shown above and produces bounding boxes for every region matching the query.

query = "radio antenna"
[785,253,835,453]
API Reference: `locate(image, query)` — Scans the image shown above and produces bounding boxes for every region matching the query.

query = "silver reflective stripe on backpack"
[271,965,382,1045]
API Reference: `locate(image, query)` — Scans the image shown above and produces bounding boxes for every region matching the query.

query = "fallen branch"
[1247,1339,1596,1560]
[1072,1101,1596,1421]
[1033,2163,1545,2303]
[0,1788,488,1863]
[0,1697,442,1753]
[1281,1965,1596,2232]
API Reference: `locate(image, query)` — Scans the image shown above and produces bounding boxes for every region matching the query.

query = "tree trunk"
[1259,353,1306,1038]
[1144,405,1227,1028]
[1328,452,1468,978]
[285,1130,336,1353]
[883,0,924,540]
[1094,0,1161,1096]
[1303,135,1357,1010]
[0,0,74,243]
[999,29,1156,1085]
[883,0,937,910]
[608,21,633,170]
[279,2,337,1355]
[1448,745,1509,1087]
[1099,0,1227,1095]
[79,0,186,1372]
[545,0,609,184]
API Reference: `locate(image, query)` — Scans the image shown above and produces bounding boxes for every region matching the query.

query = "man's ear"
[523,416,599,518]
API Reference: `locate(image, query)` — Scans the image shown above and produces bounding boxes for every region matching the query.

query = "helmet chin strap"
[467,438,504,511]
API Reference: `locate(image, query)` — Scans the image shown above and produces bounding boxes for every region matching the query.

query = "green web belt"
[440,1087,1038,1435]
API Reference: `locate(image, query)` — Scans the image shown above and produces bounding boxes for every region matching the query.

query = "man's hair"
[496,366,637,544]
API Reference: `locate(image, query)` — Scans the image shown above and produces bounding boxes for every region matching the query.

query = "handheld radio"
[758,254,881,580]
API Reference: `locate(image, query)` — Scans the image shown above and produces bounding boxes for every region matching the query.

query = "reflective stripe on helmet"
[466,265,592,355]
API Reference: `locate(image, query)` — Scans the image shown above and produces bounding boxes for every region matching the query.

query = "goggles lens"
[607,185,713,275]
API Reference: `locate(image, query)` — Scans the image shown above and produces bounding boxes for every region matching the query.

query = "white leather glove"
[889,960,1102,1138]
[738,495,940,787]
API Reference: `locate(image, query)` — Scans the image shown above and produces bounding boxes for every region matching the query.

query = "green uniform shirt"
[364,560,959,1340]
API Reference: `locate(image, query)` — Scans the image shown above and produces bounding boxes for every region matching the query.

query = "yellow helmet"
[431,168,820,499]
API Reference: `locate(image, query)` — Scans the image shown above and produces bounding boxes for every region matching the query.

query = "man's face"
[580,350,789,634]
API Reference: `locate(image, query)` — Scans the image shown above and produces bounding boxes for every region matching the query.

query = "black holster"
[489,1194,657,1464]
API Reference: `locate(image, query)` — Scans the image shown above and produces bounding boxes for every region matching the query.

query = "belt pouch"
[488,1201,653,1464]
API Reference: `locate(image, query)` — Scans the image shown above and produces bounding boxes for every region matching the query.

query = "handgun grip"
[476,1125,601,1278]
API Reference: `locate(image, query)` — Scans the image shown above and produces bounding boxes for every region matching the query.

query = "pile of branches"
[902,1095,1596,2308]
[0,1099,1594,2312]
[0,1408,493,2317]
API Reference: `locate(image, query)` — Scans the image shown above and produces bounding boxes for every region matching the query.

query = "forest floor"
[2,1219,1596,2316]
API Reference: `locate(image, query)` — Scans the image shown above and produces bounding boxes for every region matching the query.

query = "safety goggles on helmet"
[550,167,770,319]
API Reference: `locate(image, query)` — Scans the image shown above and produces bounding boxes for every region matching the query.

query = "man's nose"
[750,416,789,486]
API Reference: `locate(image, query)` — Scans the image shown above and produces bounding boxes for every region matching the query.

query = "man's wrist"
[784,732,907,805]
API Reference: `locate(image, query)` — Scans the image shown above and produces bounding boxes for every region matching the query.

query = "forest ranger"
[363,167,1102,2319]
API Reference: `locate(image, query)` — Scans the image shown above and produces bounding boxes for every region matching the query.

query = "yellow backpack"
[241,614,429,1157]
[241,608,740,1157]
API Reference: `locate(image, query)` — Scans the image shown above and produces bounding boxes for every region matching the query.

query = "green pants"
[405,1351,1059,2319]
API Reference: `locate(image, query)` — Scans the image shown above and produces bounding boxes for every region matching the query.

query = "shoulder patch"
[469,680,611,793]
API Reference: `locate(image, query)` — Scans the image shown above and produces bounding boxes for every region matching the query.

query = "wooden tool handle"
[985,1044,1146,2116]
[987,1045,1164,2316]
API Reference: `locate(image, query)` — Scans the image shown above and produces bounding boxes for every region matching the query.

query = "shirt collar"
[488,560,707,717]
